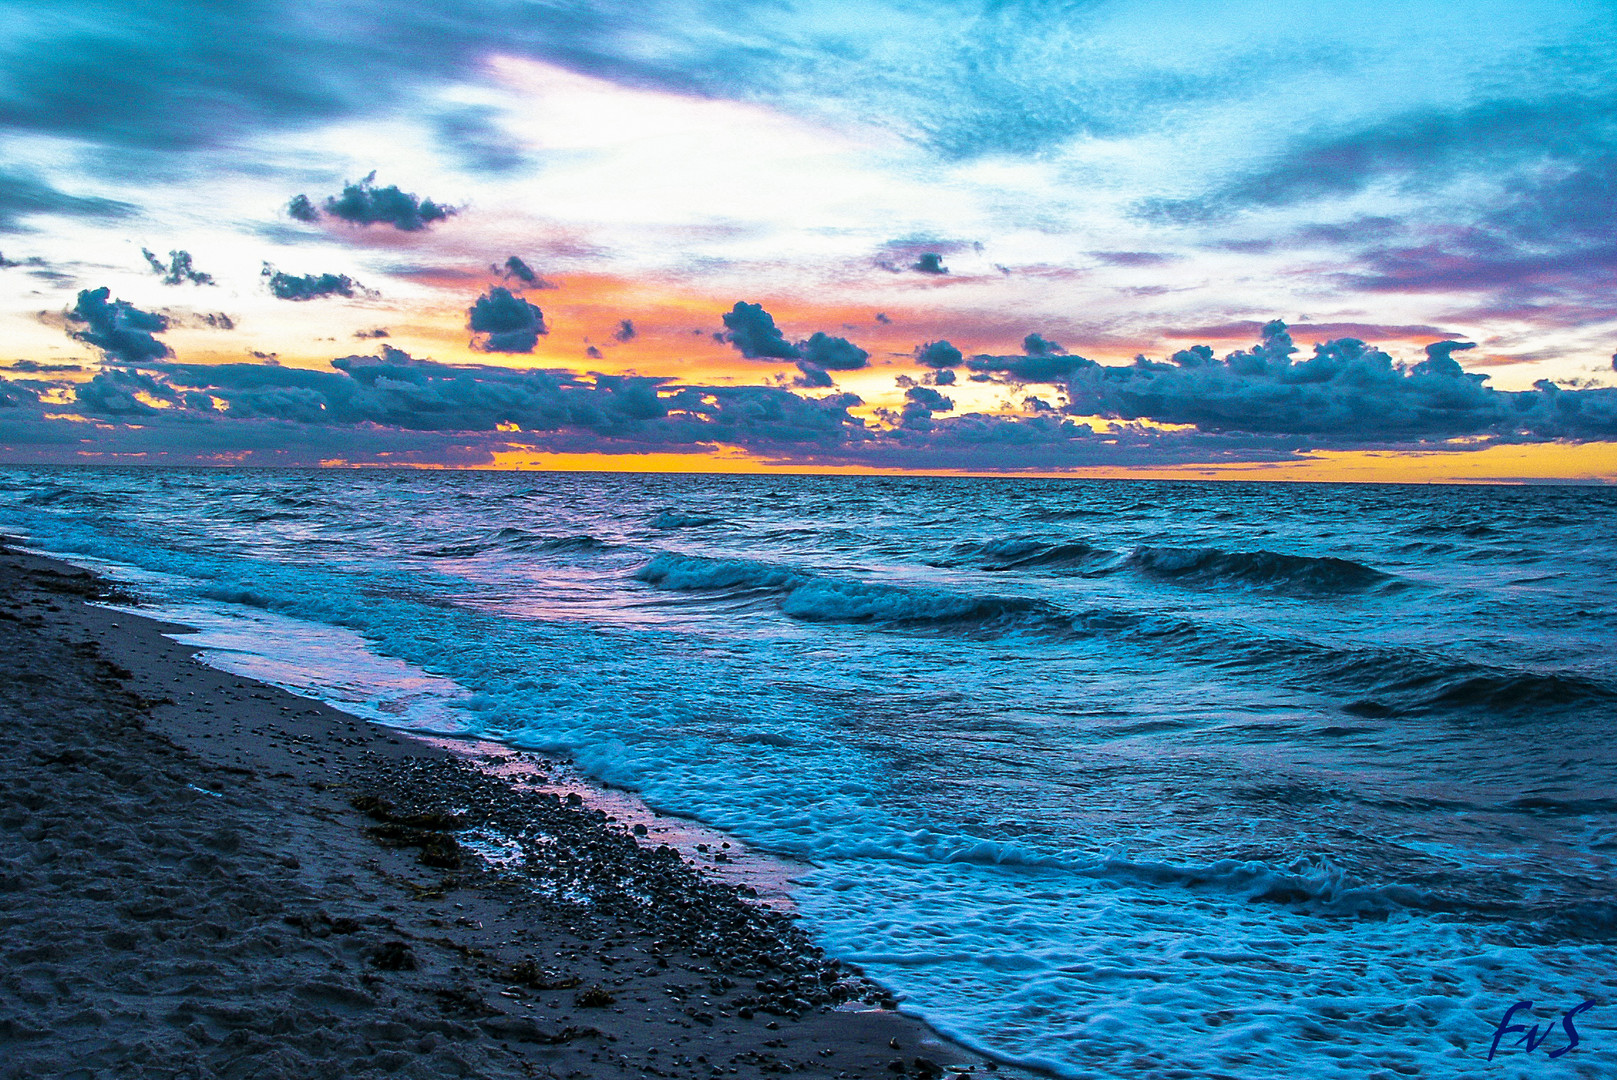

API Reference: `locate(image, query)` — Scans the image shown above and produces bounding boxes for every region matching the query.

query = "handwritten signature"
[1488,1000,1598,1060]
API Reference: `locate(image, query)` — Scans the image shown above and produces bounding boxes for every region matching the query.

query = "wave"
[413,527,610,558]
[649,509,725,529]
[1020,507,1105,521]
[957,536,1110,572]
[1272,640,1617,720]
[819,831,1434,918]
[635,553,1075,632]
[20,486,125,511]
[634,554,1611,718]
[1127,545,1392,594]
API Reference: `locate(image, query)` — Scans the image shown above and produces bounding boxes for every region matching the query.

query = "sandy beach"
[0,539,986,1080]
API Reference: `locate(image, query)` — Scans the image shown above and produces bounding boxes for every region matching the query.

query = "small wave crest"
[635,553,1072,632]
[820,831,1434,917]
[958,536,1110,572]
[20,486,125,511]
[1308,647,1617,720]
[1128,545,1391,594]
[413,527,610,559]
[649,509,725,530]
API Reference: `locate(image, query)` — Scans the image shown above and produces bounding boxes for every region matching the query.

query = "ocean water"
[3,466,1614,1077]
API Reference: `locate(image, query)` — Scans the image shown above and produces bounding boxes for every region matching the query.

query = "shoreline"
[0,539,994,1079]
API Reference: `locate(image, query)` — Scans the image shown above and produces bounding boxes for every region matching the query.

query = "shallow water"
[4,467,1614,1077]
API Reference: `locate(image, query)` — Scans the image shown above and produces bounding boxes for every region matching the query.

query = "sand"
[0,540,993,1080]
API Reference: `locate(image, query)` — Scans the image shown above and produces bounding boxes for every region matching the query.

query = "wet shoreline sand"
[0,540,993,1080]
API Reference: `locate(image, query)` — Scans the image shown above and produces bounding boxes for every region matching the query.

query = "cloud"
[613,318,636,342]
[433,104,531,173]
[1061,321,1617,442]
[1150,89,1617,321]
[51,346,870,455]
[15,322,1617,470]
[797,331,868,371]
[468,287,547,353]
[64,287,170,363]
[1091,251,1175,266]
[793,362,834,388]
[721,301,798,359]
[912,252,948,274]
[262,265,367,301]
[73,366,178,415]
[914,340,964,369]
[896,385,954,430]
[0,379,41,408]
[1162,93,1617,221]
[290,173,455,231]
[967,333,1097,383]
[0,168,132,232]
[495,256,555,288]
[142,248,214,286]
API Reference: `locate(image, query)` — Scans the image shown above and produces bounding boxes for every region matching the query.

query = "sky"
[2,0,1616,480]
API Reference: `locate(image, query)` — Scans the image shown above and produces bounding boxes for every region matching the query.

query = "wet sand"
[0,540,992,1079]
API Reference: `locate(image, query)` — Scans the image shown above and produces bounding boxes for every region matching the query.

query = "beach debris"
[369,940,418,970]
[573,984,616,1008]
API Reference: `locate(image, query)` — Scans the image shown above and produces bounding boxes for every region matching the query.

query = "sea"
[2,466,1613,1078]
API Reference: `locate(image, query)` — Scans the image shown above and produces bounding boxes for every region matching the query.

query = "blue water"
[3,467,1615,1077]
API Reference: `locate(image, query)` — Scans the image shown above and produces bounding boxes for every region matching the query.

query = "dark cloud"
[73,366,179,415]
[12,322,1617,469]
[934,368,957,386]
[65,287,170,364]
[915,340,964,369]
[290,173,454,231]
[1421,340,1477,372]
[875,312,891,324]
[1061,320,1617,442]
[912,252,948,274]
[354,327,390,339]
[722,301,798,359]
[142,248,214,286]
[721,303,868,370]
[262,265,367,301]
[797,332,868,371]
[967,333,1096,383]
[495,256,555,289]
[1022,333,1065,357]
[613,319,636,342]
[898,385,954,430]
[468,287,547,353]
[586,345,603,359]
[0,380,41,408]
[793,362,834,388]
[0,168,132,232]
[50,347,869,456]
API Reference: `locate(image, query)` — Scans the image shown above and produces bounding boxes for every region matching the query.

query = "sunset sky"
[3,0,1616,480]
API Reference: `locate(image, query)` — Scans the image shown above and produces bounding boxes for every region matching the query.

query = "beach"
[3,469,1613,1078]
[0,539,983,1080]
